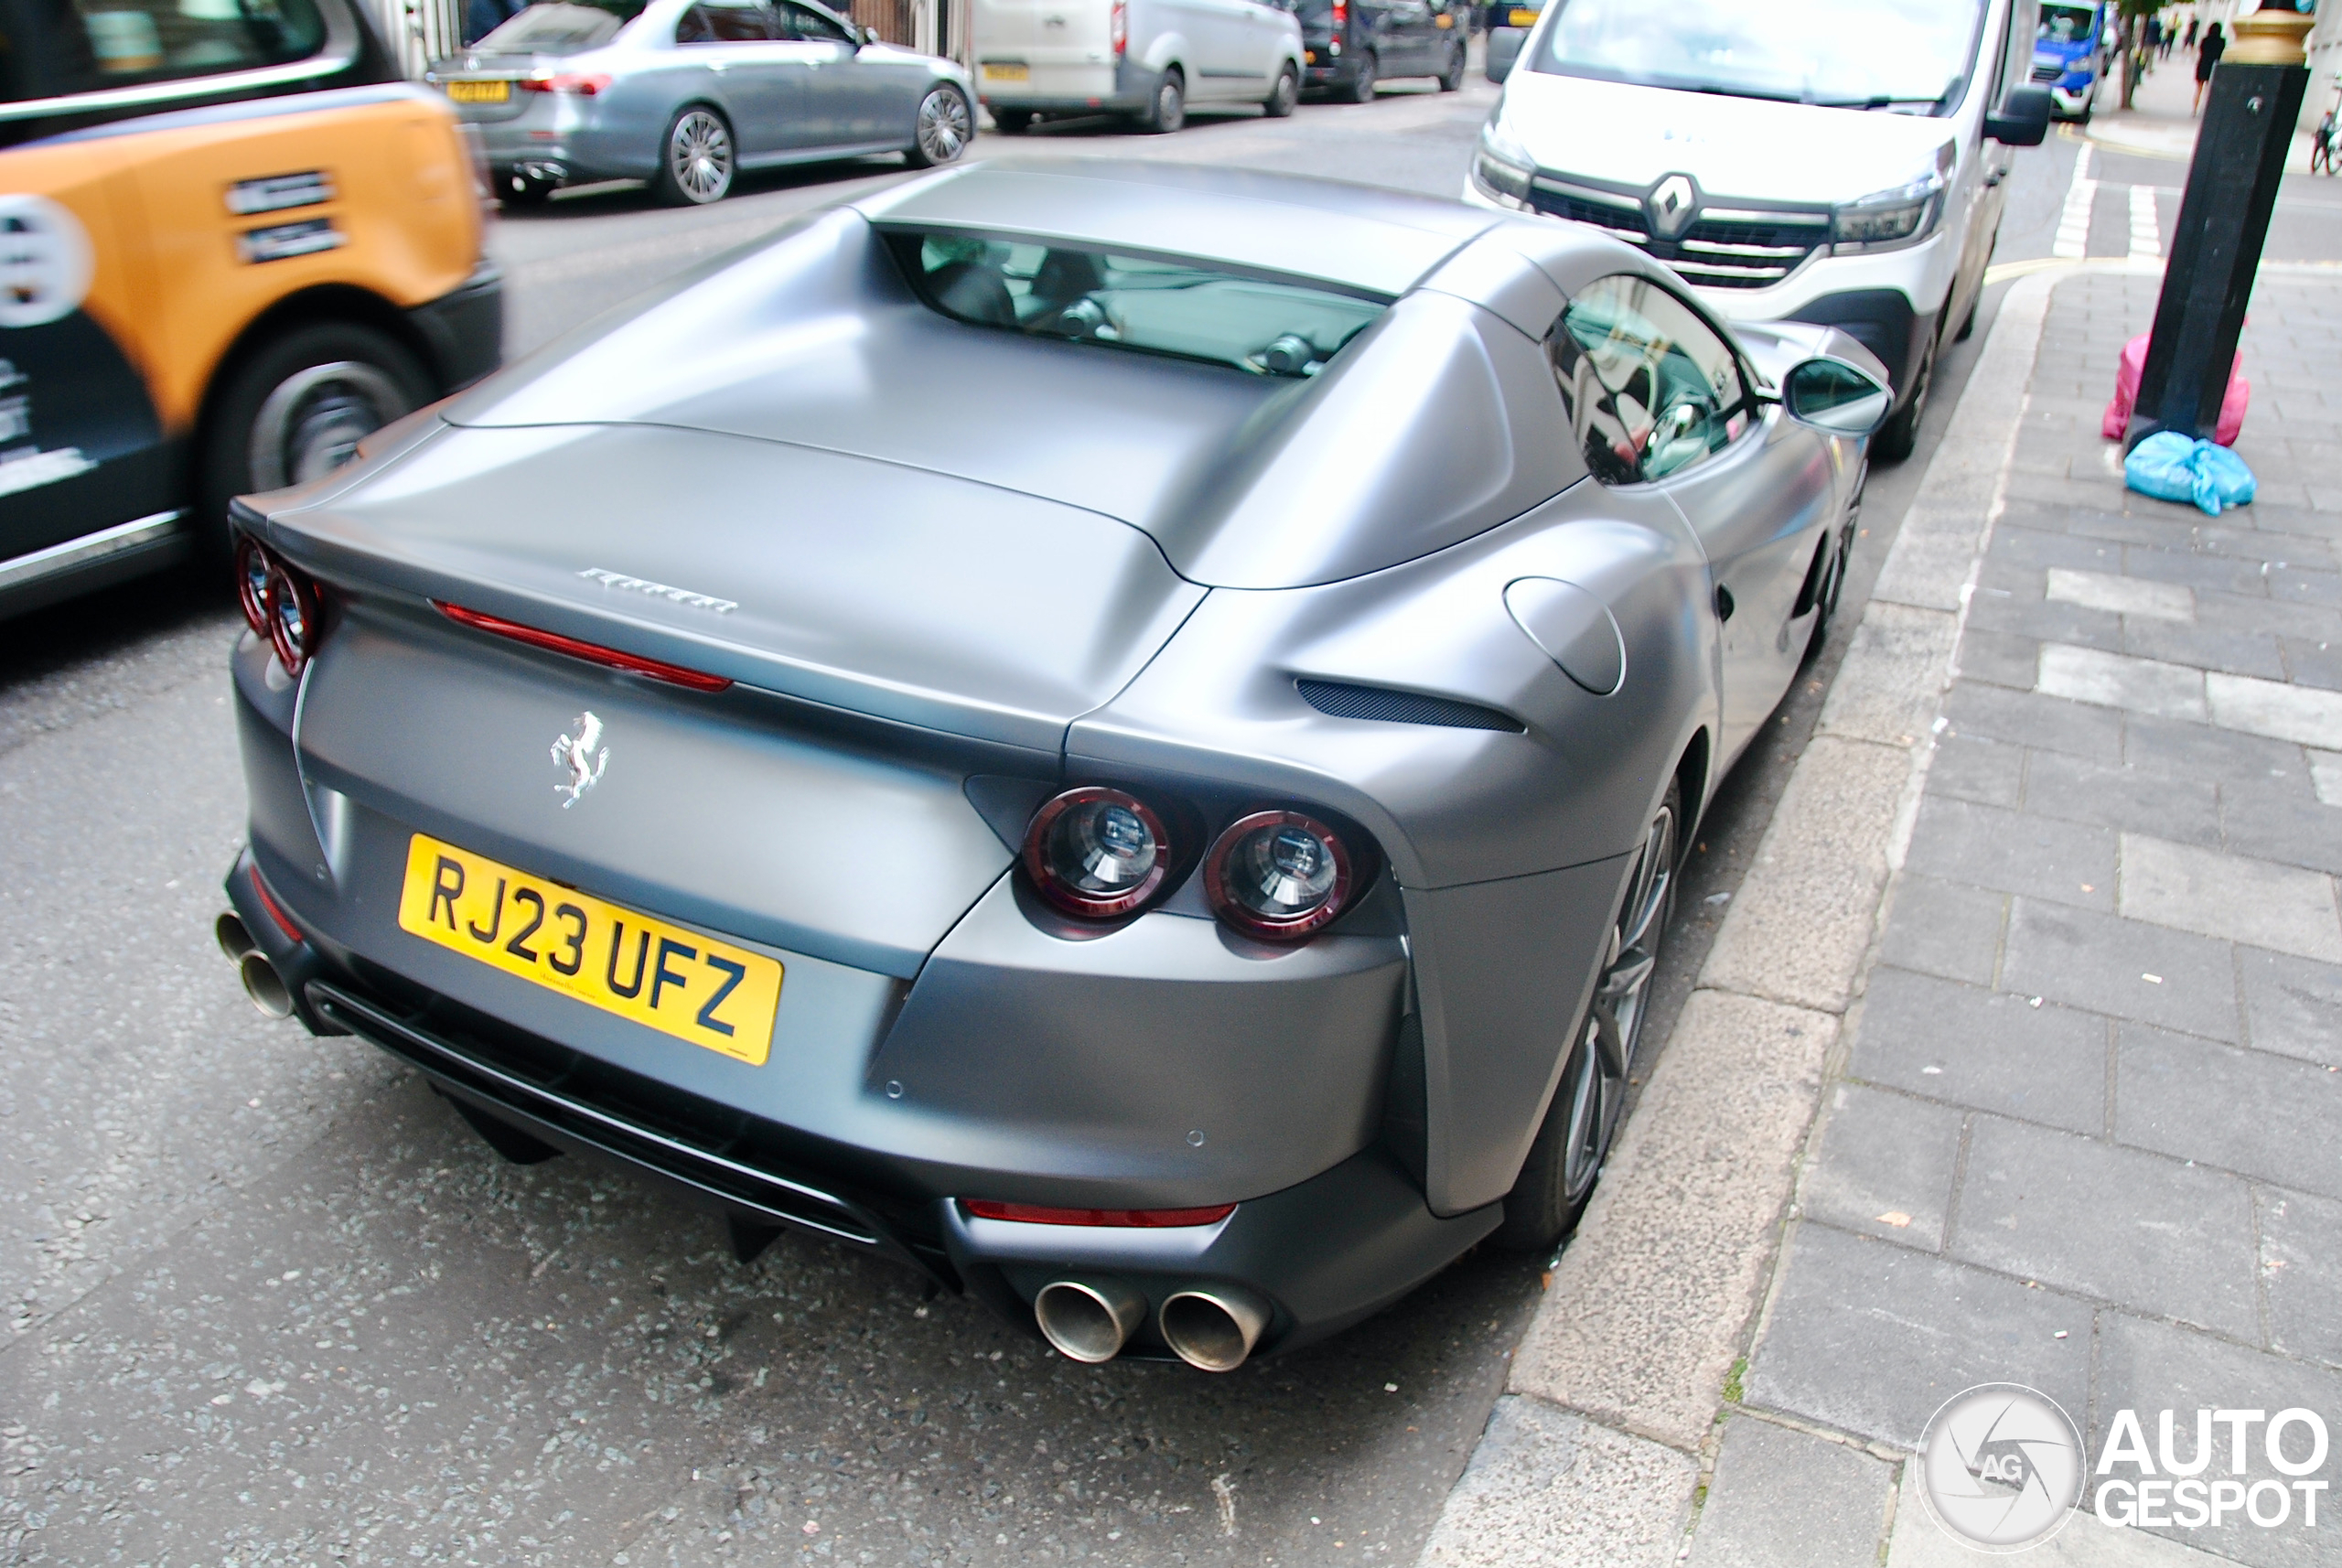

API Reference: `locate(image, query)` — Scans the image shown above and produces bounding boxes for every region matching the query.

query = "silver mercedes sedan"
[218,162,1890,1372]
[428,0,974,205]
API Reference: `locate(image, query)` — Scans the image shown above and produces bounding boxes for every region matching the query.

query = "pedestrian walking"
[2194,19,2224,114]
[2144,12,2162,66]
[2186,16,2198,48]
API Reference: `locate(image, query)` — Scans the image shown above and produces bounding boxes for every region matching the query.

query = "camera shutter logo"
[1918,1383,2086,1552]
[0,195,95,329]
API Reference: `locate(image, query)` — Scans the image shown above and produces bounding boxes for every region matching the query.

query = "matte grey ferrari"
[218,161,1892,1371]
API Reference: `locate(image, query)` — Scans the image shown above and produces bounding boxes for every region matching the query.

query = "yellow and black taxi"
[0,0,500,617]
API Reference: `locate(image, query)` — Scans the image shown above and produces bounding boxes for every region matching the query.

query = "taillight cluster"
[519,71,611,94]
[1109,0,1127,55]
[1020,787,1361,942]
[234,535,325,676]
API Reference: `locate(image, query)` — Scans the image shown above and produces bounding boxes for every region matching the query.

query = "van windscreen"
[1531,0,1988,115]
[890,231,1389,380]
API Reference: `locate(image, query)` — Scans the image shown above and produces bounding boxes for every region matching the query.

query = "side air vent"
[1296,679,1524,734]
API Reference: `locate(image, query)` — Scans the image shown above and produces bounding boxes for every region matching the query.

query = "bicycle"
[2316,110,2339,177]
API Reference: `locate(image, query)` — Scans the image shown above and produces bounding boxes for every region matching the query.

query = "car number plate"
[1506,6,1537,23]
[446,79,510,103]
[396,833,782,1066]
[982,61,1030,81]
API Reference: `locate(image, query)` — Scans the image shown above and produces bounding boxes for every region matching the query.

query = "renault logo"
[1646,174,1699,240]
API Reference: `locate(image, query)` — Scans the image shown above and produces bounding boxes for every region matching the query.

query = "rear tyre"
[1954,292,1980,342]
[1263,62,1299,117]
[993,107,1035,133]
[1342,49,1377,102]
[1495,779,1681,1253]
[198,321,431,556]
[653,105,734,205]
[1438,40,1465,91]
[1139,67,1185,133]
[907,82,973,166]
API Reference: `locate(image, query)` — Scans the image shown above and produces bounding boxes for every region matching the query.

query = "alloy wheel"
[247,360,411,490]
[1564,795,1677,1202]
[667,109,734,204]
[914,86,972,164]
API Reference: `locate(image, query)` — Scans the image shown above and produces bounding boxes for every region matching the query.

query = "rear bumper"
[978,58,1153,113]
[406,261,504,394]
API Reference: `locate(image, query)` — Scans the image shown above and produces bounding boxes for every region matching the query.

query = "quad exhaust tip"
[1034,1277,1148,1365]
[1159,1284,1271,1373]
[219,911,295,1018]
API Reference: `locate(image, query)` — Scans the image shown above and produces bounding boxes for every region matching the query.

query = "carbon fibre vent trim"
[1296,680,1524,733]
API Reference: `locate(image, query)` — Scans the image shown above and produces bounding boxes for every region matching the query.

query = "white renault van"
[1466,0,2052,458]
[972,0,1305,133]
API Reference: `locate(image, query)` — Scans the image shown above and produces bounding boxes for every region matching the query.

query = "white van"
[972,0,1305,133]
[1465,0,2052,458]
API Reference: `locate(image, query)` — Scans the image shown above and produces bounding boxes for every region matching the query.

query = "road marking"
[2129,184,2162,260]
[2053,145,2096,259]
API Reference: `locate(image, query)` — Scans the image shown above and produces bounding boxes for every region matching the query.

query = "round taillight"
[1204,810,1353,940]
[1023,787,1172,918]
[234,535,274,639]
[265,560,318,676]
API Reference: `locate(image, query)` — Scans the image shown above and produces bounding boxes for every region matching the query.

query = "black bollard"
[2124,9,2313,451]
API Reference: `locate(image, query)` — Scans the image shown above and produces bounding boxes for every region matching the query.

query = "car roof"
[851,160,1505,298]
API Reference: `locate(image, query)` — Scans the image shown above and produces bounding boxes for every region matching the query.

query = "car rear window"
[475,0,643,52]
[891,231,1388,380]
[5,0,328,100]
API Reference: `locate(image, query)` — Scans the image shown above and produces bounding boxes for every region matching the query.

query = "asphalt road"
[0,61,2259,1567]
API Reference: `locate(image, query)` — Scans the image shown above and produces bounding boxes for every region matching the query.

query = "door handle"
[1714,585,1735,622]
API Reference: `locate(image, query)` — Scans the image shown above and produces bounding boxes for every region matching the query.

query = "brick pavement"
[1418,266,2342,1568]
[1742,274,2342,1566]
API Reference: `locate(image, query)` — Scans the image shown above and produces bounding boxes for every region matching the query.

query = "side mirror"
[1485,26,1525,81]
[1986,84,2054,145]
[1782,357,1893,438]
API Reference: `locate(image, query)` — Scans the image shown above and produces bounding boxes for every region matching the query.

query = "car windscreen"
[890,231,1390,380]
[1530,0,1989,114]
[2037,2,2095,44]
[474,0,641,53]
[6,0,328,100]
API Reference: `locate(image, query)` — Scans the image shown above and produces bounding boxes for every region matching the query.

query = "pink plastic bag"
[2102,331,2250,446]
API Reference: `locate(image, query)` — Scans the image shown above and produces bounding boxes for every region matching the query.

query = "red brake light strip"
[434,601,733,693]
[962,1200,1236,1229]
[249,864,303,941]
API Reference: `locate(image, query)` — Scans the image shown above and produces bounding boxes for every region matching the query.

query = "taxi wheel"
[1342,51,1377,102]
[1438,41,1466,91]
[654,106,735,205]
[1263,63,1299,117]
[199,321,429,554]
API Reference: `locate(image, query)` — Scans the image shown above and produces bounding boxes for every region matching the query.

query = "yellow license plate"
[1507,7,1538,23]
[982,61,1029,81]
[397,833,782,1066]
[446,79,510,103]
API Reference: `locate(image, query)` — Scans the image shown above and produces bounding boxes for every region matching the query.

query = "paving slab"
[1798,1084,1964,1252]
[2090,1315,2342,1568]
[1885,1476,2242,1568]
[1875,875,2007,988]
[2239,949,2342,1068]
[1815,603,1960,747]
[2023,753,2224,848]
[1509,993,1833,1451]
[2114,1025,2342,1201]
[1923,735,2026,811]
[1907,796,2118,913]
[2116,834,2342,964]
[2037,644,2208,722]
[1743,1222,2090,1452]
[1413,1396,1694,1568]
[2000,898,2240,1044]
[2207,673,2342,750]
[1851,967,2110,1136]
[2047,568,2197,622]
[1944,683,2126,762]
[1684,1416,1893,1568]
[2260,1187,2342,1372]
[1951,1116,2260,1341]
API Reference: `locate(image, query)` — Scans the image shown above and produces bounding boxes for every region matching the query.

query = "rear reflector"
[249,864,303,941]
[962,1200,1236,1228]
[435,601,733,693]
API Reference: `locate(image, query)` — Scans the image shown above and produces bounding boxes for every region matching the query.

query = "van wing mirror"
[1986,85,2054,145]
[1485,27,1527,81]
[1781,358,1893,438]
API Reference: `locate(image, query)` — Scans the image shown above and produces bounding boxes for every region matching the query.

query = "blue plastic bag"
[2124,432,2257,517]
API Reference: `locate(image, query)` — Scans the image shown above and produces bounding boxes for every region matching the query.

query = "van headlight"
[1832,163,1948,253]
[1473,119,1536,209]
